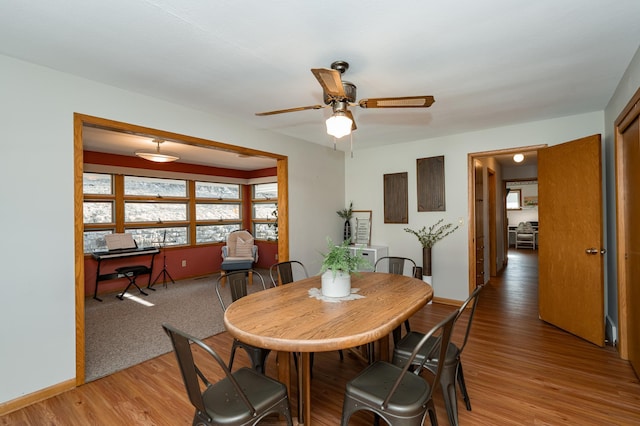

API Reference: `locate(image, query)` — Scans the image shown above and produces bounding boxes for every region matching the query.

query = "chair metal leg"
[426,399,439,426]
[228,341,240,371]
[457,362,472,411]
[440,362,460,426]
[230,339,269,373]
[245,346,269,374]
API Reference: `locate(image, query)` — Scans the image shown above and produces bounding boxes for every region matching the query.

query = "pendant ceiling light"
[325,111,353,139]
[135,139,180,163]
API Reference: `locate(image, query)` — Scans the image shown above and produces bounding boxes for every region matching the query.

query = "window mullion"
[189,181,196,245]
[114,174,125,233]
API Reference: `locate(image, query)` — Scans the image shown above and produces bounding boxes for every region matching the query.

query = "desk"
[224,272,433,425]
[91,247,159,301]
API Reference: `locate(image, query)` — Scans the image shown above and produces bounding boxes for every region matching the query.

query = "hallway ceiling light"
[513,153,524,163]
[135,139,180,163]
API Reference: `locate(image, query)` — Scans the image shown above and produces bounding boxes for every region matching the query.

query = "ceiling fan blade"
[311,68,346,98]
[358,95,435,109]
[255,104,326,116]
[346,110,357,131]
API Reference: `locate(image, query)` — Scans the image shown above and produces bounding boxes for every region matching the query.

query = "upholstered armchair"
[220,230,258,284]
[221,230,259,263]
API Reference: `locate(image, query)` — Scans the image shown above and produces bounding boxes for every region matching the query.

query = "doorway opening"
[467,146,544,293]
[74,113,290,384]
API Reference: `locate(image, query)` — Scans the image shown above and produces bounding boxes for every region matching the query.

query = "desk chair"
[515,222,536,249]
[115,265,150,300]
[374,256,418,344]
[215,269,270,373]
[341,309,458,426]
[162,323,293,426]
[393,285,484,426]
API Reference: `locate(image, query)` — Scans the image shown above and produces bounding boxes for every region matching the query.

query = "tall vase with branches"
[336,201,354,243]
[404,219,459,278]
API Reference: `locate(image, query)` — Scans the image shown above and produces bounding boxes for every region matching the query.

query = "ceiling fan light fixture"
[135,139,180,163]
[326,112,353,139]
[513,153,524,163]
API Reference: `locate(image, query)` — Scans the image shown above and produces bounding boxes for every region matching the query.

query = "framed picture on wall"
[383,172,408,223]
[352,210,372,245]
[417,155,446,211]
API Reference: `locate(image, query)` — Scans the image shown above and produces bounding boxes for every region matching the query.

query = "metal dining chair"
[268,260,309,287]
[162,323,293,426]
[393,284,484,426]
[374,256,418,344]
[215,269,271,373]
[341,309,458,426]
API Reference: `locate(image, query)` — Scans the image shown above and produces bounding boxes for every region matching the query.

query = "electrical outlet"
[275,253,278,260]
[181,260,187,267]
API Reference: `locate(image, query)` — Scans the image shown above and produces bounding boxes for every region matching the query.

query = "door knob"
[585,248,599,255]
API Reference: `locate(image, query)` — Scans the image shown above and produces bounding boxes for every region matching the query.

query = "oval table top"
[224,272,433,353]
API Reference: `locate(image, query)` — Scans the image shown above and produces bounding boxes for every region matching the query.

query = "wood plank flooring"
[2,250,640,425]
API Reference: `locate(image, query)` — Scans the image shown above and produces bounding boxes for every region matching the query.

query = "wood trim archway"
[73,113,289,384]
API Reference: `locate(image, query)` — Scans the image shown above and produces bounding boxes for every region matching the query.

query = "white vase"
[321,270,351,298]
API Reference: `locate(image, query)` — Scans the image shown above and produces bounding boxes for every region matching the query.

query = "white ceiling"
[2,1,639,168]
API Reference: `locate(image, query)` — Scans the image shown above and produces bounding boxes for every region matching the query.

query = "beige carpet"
[85,271,268,382]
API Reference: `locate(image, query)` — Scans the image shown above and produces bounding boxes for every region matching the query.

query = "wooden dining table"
[223,271,433,425]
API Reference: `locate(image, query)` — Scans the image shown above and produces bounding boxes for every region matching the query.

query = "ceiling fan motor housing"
[324,81,356,105]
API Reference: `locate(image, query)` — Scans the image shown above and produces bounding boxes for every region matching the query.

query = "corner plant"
[336,202,354,220]
[404,218,459,248]
[268,209,278,240]
[320,237,371,278]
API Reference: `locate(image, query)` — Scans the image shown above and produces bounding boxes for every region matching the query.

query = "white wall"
[346,112,604,301]
[0,54,345,404]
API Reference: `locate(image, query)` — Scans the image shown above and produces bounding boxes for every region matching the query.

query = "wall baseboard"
[0,378,75,416]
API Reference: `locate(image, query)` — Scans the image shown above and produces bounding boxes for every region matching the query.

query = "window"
[82,173,244,252]
[83,173,115,252]
[195,182,242,244]
[122,176,189,247]
[506,189,522,210]
[252,183,277,240]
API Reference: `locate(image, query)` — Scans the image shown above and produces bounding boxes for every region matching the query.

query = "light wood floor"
[2,250,640,425]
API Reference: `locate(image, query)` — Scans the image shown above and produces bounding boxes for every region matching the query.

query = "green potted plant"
[319,237,371,297]
[404,219,459,279]
[268,209,278,240]
[336,201,354,243]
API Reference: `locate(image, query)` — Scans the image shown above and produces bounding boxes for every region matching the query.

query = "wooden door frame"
[614,87,640,360]
[468,146,546,291]
[73,114,290,385]
[488,168,497,277]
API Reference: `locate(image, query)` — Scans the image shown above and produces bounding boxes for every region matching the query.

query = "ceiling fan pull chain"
[350,133,354,158]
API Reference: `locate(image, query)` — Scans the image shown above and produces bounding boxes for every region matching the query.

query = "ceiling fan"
[255,60,435,139]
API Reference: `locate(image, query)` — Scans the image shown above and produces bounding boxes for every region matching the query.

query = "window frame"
[82,173,244,252]
[251,182,277,241]
[506,188,522,210]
